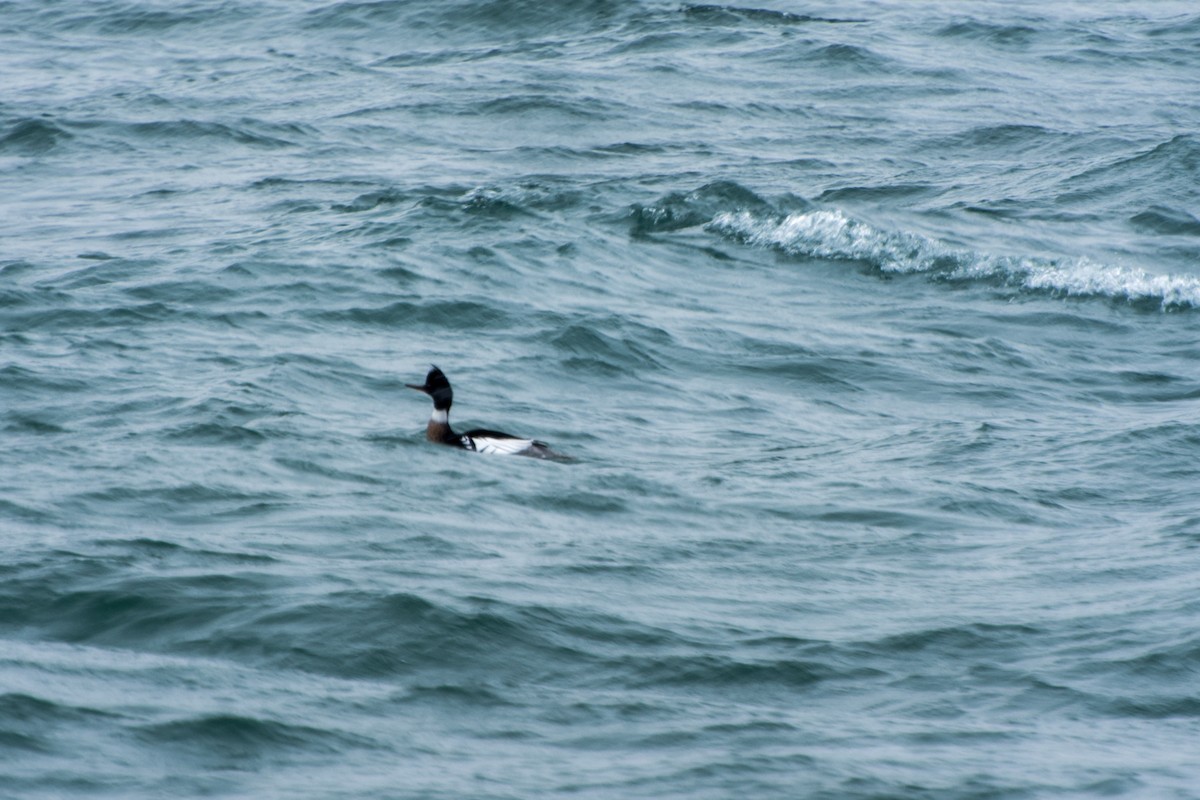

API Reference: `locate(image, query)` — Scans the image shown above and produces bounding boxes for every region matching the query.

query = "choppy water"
[4,1,1200,797]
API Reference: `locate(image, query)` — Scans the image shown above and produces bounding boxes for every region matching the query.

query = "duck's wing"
[462,428,557,458]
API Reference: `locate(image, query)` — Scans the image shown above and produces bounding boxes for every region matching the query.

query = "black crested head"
[406,364,453,409]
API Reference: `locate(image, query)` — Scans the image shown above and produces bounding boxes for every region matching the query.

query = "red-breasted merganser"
[407,366,559,458]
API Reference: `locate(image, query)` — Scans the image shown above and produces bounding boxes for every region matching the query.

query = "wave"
[0,693,110,754]
[629,180,782,234]
[1,116,310,158]
[681,4,860,26]
[630,181,1200,310]
[26,3,242,35]
[306,0,628,39]
[135,713,374,762]
[1129,205,1200,237]
[1057,134,1200,210]
[935,19,1041,47]
[548,321,669,375]
[312,299,517,330]
[0,118,73,155]
[107,118,307,149]
[708,207,1200,310]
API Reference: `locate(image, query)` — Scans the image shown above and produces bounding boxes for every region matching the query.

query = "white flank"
[471,437,535,456]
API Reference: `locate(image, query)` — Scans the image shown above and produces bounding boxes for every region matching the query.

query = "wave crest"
[709,209,1200,310]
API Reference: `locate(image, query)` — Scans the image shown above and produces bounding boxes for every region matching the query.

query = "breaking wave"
[709,208,1200,310]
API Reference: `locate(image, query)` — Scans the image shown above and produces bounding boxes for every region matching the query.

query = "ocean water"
[3,0,1200,797]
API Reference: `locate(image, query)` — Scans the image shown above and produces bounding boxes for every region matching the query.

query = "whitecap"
[708,209,1200,309]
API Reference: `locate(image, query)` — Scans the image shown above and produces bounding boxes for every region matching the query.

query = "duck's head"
[406,365,453,410]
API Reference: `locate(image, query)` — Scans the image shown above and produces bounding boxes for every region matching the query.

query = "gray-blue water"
[4,1,1200,797]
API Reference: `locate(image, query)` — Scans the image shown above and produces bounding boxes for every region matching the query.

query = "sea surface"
[3,1,1200,797]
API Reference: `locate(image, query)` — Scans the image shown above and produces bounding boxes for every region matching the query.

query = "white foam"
[710,209,954,274]
[708,209,1200,309]
[1019,259,1200,308]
